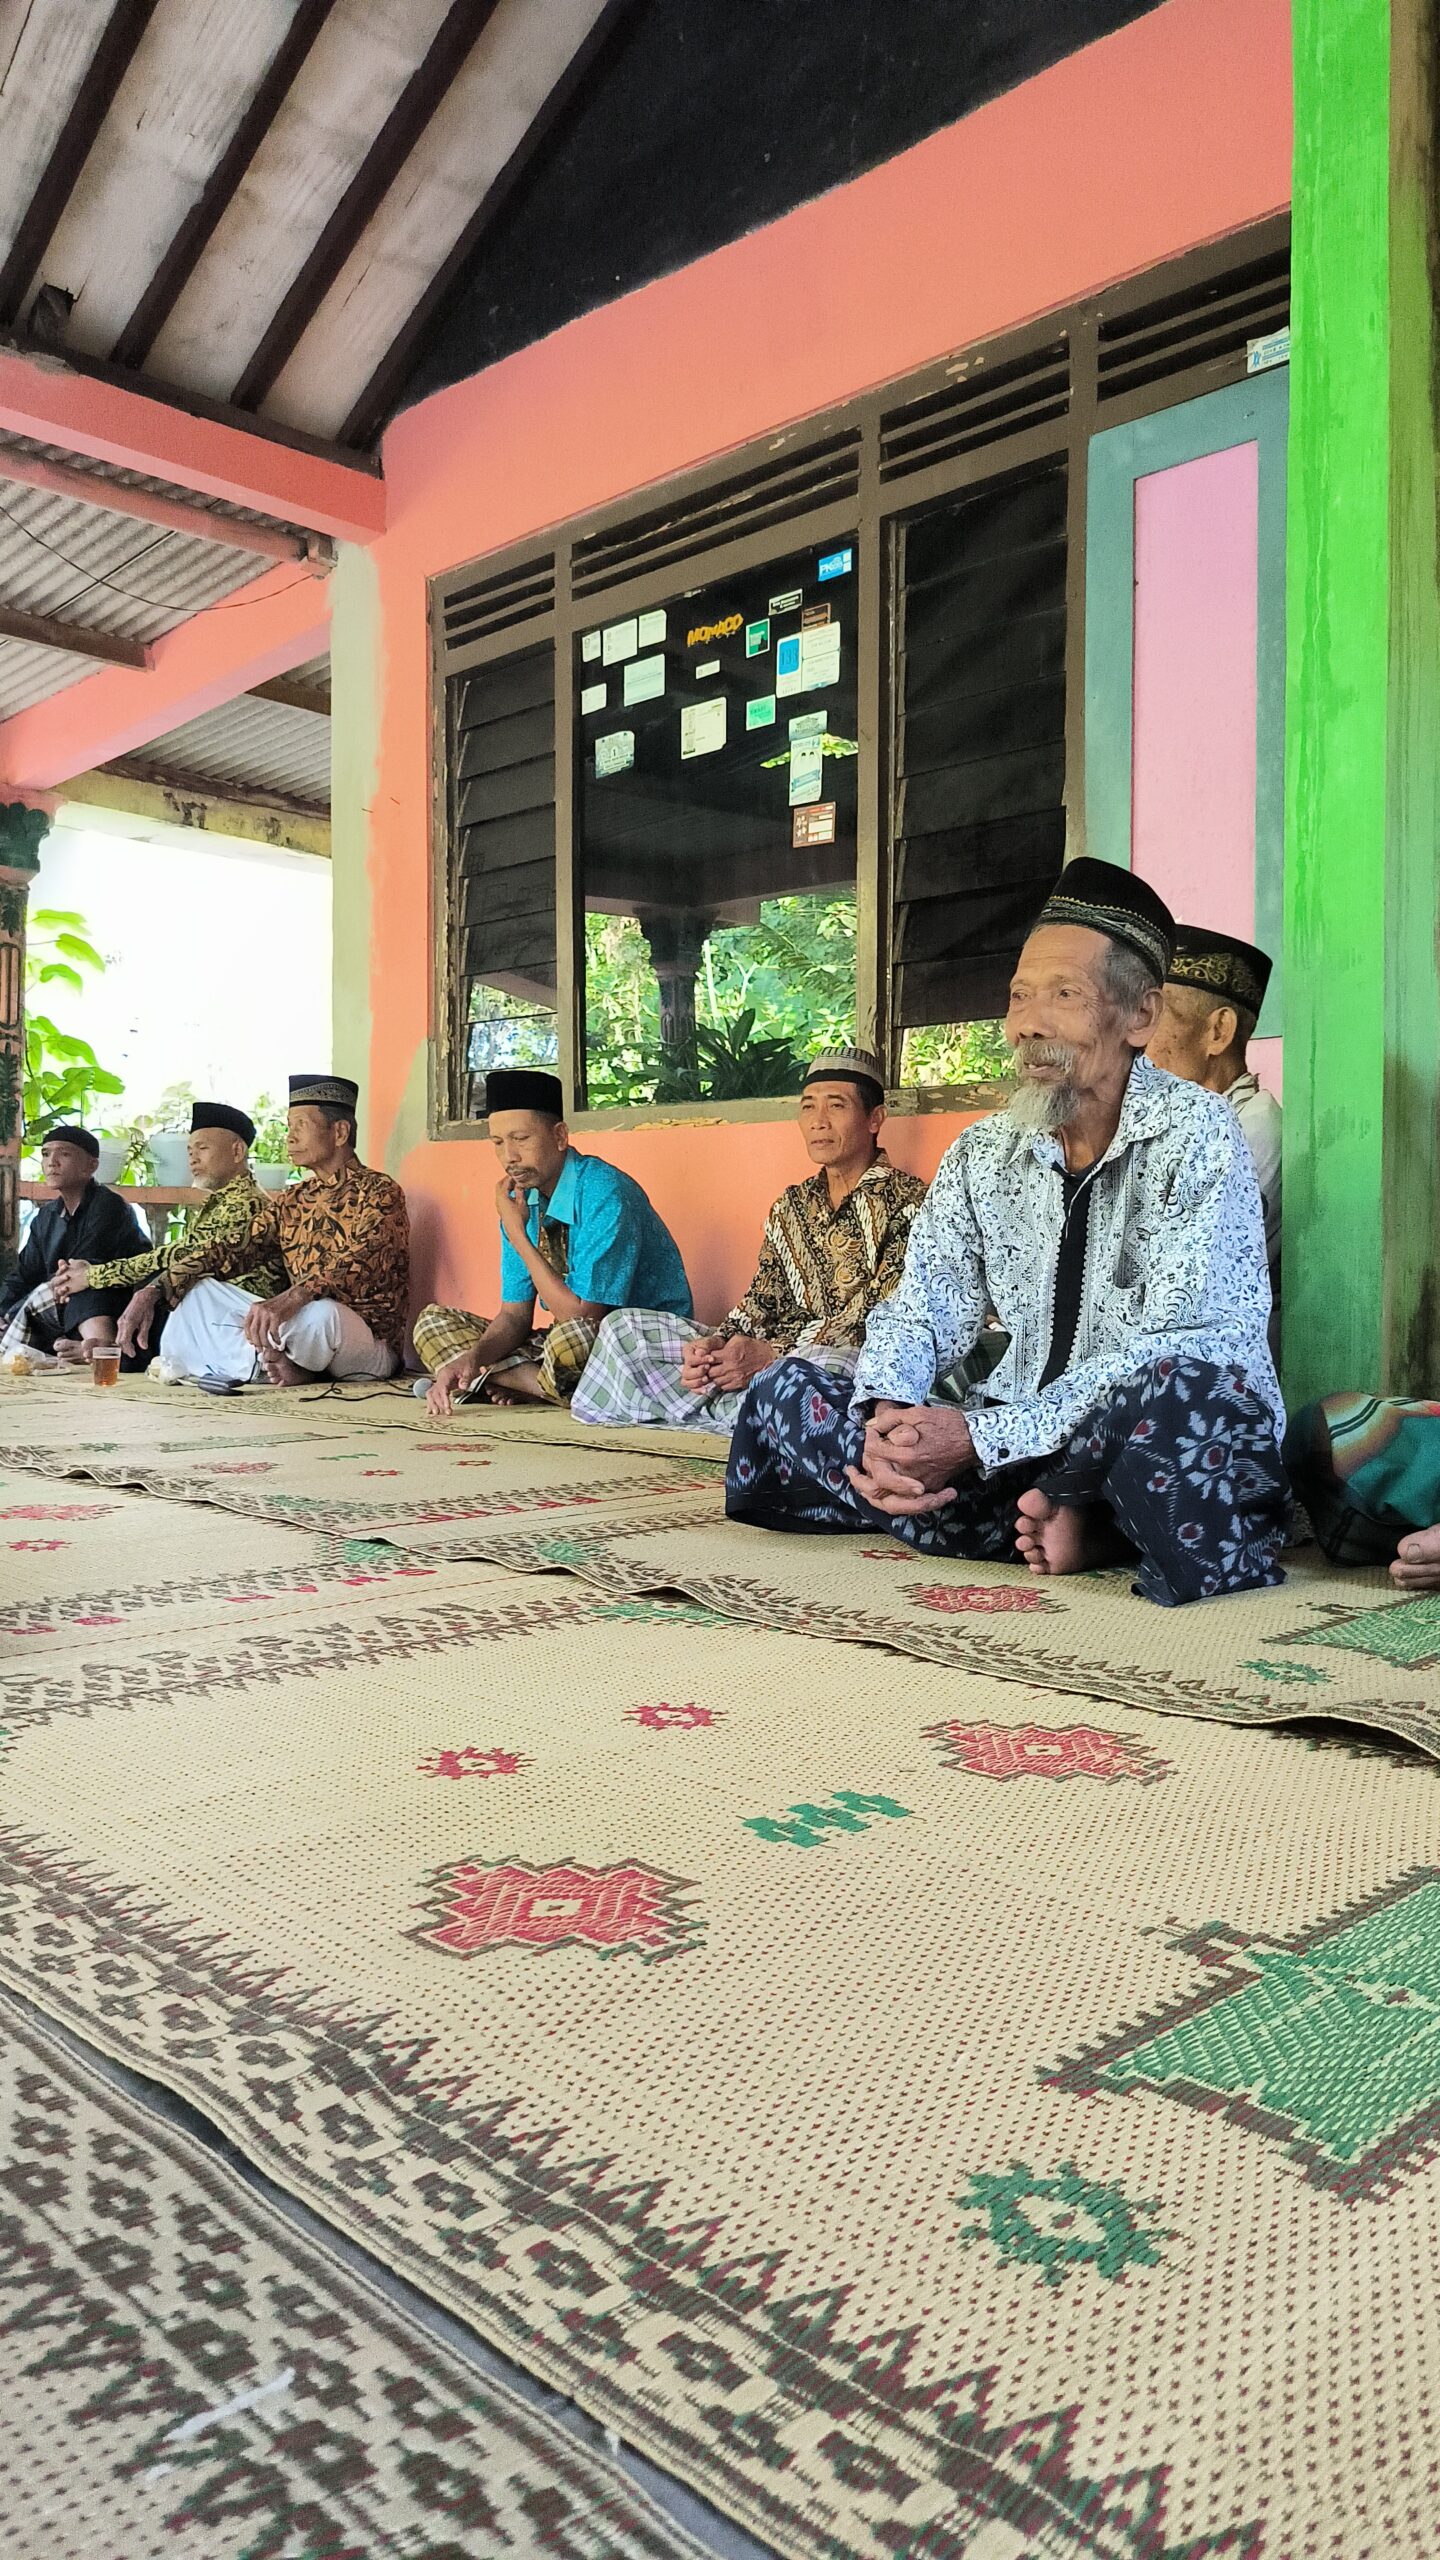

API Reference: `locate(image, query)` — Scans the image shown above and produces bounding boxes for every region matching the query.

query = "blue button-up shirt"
[499,1146,692,1319]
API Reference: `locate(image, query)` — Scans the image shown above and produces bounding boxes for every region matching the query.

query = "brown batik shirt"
[716,1154,927,1354]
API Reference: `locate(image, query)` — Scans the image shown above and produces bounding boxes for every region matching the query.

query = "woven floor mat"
[6,1377,1439,1759]
[2,1562,1438,2560]
[0,1373,724,1543]
[0,1993,705,2560]
[0,1461,535,1659]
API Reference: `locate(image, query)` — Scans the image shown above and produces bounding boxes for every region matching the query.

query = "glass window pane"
[576,541,858,1108]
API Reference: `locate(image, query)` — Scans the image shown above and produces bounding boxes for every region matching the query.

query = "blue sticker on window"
[775,634,802,678]
[817,547,853,583]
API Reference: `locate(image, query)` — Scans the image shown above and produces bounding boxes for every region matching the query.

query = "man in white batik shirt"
[725,858,1288,1608]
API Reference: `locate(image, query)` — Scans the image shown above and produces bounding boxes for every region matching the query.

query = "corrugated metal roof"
[0,442,313,720]
[114,688,331,811]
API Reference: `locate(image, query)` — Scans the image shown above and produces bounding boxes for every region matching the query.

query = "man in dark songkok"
[1147,925,1281,1274]
[574,1049,925,1434]
[0,1126,146,1365]
[725,858,1288,1607]
[417,1069,691,1415]
[55,1101,284,1366]
[157,1077,410,1384]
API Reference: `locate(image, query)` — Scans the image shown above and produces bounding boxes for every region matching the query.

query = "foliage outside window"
[576,540,859,1107]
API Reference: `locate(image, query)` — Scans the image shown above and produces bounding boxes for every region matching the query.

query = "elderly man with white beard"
[724,859,1288,1606]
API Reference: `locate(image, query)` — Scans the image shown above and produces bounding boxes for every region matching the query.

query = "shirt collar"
[532,1146,583,1224]
[1225,1070,1260,1104]
[802,1150,889,1211]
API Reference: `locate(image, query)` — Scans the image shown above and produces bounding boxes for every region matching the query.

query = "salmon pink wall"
[354,0,1292,1326]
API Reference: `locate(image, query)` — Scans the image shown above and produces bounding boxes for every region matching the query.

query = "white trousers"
[164,1278,398,1383]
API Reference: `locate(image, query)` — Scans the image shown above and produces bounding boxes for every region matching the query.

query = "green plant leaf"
[35,963,84,991]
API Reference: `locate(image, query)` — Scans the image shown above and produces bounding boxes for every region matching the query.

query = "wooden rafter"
[0,0,164,332]
[230,0,502,415]
[0,606,150,670]
[249,674,330,715]
[340,0,643,448]
[110,0,340,372]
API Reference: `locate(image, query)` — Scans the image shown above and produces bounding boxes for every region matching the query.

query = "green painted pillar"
[1283,0,1440,1405]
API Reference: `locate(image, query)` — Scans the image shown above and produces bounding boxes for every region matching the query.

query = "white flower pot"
[254,1162,292,1192]
[150,1132,192,1187]
[93,1140,126,1185]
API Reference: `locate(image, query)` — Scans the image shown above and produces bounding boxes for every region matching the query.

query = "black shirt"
[1037,1169,1095,1391]
[0,1180,148,1318]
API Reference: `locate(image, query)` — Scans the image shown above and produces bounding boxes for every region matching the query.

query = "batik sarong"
[572,1308,857,1435]
[412,1304,598,1406]
[1285,1392,1440,1565]
[726,1354,1290,1608]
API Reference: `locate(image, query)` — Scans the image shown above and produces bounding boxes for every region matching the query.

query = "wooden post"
[0,803,47,1275]
[1283,0,1440,1406]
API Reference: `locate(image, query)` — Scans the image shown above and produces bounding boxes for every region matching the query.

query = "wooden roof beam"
[0,606,150,670]
[249,674,330,715]
[0,346,384,542]
[230,0,502,414]
[110,0,340,373]
[341,0,643,448]
[0,0,164,332]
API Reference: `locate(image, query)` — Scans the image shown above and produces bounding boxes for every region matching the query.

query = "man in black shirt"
[0,1126,147,1364]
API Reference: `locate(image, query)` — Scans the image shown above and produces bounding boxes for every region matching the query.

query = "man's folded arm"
[851,1149,987,1409]
[965,1113,1273,1472]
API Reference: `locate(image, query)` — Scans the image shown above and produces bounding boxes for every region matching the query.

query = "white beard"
[1006,1075,1081,1132]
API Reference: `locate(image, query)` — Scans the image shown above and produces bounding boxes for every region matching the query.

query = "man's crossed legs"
[726,1354,1289,1608]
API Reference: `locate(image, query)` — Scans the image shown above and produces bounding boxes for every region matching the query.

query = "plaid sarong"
[0,1280,65,1364]
[412,1303,598,1406]
[572,1307,857,1436]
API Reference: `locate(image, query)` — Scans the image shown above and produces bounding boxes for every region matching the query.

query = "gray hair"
[1099,941,1160,1019]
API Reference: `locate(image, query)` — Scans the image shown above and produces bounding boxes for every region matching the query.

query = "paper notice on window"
[680,697,727,759]
[788,709,825,741]
[800,623,841,690]
[581,630,602,662]
[595,728,635,778]
[746,695,777,730]
[637,608,667,647]
[788,735,824,807]
[775,633,803,699]
[623,652,665,706]
[601,617,639,665]
[580,682,607,716]
[793,802,836,848]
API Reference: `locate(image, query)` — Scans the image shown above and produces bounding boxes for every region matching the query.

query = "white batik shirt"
[852,1054,1282,1472]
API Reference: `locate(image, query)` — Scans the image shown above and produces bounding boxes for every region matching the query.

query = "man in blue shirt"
[417,1070,691,1416]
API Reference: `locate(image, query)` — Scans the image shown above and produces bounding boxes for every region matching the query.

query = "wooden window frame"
[430,216,1288,1139]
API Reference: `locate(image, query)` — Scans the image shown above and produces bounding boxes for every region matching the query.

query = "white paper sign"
[637,607,668,646]
[623,653,665,706]
[680,697,727,759]
[581,630,602,663]
[788,709,825,741]
[788,736,824,807]
[580,682,607,716]
[595,729,635,778]
[601,617,639,665]
[800,624,841,690]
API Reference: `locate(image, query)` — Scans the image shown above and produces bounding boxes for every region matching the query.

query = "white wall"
[31,820,331,1131]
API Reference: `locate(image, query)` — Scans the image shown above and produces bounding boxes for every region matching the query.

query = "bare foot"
[259,1346,311,1388]
[484,1361,547,1405]
[1391,1526,1440,1591]
[54,1338,89,1366]
[1014,1488,1127,1577]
